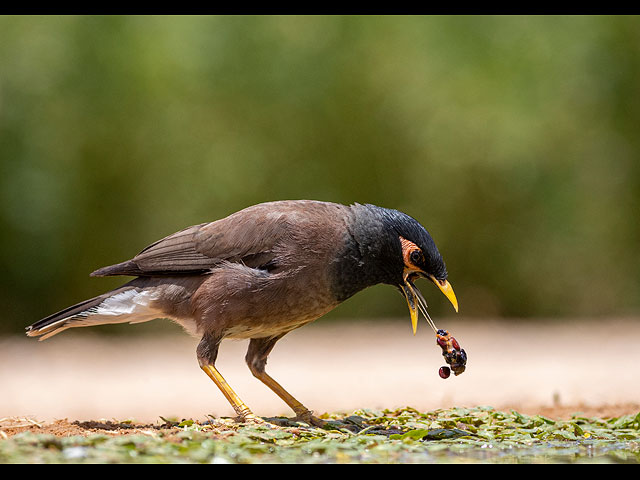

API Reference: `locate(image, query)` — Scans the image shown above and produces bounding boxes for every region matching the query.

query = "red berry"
[439,366,451,379]
[451,337,460,351]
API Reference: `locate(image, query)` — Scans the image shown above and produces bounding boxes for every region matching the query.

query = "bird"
[26,200,458,426]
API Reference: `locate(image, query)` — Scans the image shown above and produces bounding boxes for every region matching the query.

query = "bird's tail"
[26,283,162,341]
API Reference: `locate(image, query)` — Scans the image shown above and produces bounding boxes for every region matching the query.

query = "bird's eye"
[410,249,423,265]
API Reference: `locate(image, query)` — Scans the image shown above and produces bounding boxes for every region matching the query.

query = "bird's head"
[375,206,459,335]
[331,204,458,334]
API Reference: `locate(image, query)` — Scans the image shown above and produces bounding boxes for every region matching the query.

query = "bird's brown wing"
[90,201,332,277]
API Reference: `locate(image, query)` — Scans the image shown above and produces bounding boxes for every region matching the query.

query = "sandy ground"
[1,317,639,430]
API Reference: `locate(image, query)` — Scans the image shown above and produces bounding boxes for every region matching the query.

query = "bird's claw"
[293,411,327,428]
[239,413,267,425]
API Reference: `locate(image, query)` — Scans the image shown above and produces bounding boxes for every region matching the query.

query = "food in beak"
[400,277,467,379]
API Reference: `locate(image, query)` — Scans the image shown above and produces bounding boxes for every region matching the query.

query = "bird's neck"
[328,205,402,302]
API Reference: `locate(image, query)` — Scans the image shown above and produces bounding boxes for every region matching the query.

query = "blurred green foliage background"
[1,15,639,334]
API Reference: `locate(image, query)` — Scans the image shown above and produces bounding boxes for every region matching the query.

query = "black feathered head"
[366,205,459,335]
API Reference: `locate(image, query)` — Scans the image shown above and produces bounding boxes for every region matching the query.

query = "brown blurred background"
[1,16,639,421]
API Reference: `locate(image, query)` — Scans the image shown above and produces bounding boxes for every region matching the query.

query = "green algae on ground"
[1,407,639,463]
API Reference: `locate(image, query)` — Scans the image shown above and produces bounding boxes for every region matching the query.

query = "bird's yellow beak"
[401,275,459,335]
[430,277,459,313]
[400,282,420,335]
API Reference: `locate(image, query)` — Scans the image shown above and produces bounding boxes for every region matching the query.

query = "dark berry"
[439,366,451,379]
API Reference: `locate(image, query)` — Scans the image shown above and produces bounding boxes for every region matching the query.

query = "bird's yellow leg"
[200,364,263,424]
[251,369,326,427]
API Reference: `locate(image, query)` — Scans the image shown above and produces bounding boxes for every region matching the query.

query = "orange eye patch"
[399,236,423,273]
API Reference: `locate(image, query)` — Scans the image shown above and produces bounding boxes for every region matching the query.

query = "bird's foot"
[239,413,266,425]
[293,410,327,428]
[238,412,283,429]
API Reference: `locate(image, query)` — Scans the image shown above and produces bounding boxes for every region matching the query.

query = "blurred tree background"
[1,15,639,334]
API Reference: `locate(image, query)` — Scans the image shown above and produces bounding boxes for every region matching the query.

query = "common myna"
[26,200,458,426]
